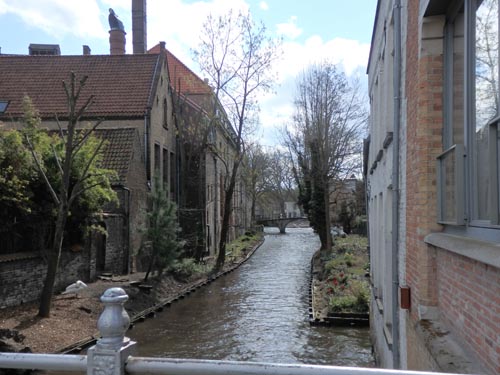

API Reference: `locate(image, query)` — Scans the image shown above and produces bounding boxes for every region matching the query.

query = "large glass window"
[441,0,500,226]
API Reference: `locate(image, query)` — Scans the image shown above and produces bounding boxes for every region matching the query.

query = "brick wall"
[404,7,499,374]
[0,251,90,309]
[405,12,444,321]
[404,4,445,369]
[437,249,500,374]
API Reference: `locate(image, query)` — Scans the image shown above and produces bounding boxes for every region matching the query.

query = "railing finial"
[96,287,130,349]
[87,287,136,375]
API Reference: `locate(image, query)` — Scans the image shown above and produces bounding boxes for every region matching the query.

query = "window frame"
[441,0,500,231]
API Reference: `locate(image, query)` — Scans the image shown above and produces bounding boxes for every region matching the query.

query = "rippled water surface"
[129,227,374,366]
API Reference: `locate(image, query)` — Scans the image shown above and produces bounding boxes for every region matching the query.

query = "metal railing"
[0,288,465,375]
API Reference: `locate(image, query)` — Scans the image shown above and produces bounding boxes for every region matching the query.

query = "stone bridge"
[255,216,307,234]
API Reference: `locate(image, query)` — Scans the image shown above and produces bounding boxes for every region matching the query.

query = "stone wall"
[0,250,90,309]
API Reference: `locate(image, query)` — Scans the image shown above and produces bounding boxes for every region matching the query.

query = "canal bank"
[0,233,264,355]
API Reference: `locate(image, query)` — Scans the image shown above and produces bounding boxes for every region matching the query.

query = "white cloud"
[0,0,107,39]
[257,35,370,144]
[277,36,370,80]
[147,0,249,56]
[276,16,302,40]
[259,1,269,11]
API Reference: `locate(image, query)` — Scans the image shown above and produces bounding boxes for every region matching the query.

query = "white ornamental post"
[87,287,136,375]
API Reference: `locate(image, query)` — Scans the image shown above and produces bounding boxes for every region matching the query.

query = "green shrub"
[344,252,354,267]
[325,257,344,272]
[171,258,203,280]
[329,295,357,312]
[349,280,370,312]
[328,280,370,313]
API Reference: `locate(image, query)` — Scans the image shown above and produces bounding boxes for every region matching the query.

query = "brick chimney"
[132,0,147,54]
[109,29,126,55]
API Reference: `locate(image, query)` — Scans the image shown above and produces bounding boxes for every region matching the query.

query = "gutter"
[391,0,402,368]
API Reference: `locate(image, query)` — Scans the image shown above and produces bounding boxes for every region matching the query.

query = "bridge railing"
[0,288,470,375]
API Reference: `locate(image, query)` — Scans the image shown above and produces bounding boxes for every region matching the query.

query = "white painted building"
[366,0,407,368]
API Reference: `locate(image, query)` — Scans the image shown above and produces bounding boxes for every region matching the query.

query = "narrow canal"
[128,227,374,366]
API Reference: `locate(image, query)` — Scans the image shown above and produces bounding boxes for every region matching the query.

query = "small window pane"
[0,101,8,113]
[475,0,499,220]
[438,145,464,224]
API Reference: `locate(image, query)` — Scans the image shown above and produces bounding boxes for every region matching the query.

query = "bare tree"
[265,149,297,217]
[24,73,115,317]
[242,143,271,224]
[476,0,499,126]
[285,62,366,250]
[171,79,212,261]
[194,10,281,270]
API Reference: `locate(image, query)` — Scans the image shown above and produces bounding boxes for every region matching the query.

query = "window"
[170,151,176,200]
[163,98,168,129]
[440,0,500,228]
[163,148,169,189]
[154,144,161,175]
[0,101,9,113]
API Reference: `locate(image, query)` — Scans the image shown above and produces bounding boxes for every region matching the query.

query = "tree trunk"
[215,160,240,271]
[143,250,156,282]
[324,179,332,250]
[250,195,256,226]
[38,204,67,318]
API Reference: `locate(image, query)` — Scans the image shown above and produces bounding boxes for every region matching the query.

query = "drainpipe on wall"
[391,0,402,369]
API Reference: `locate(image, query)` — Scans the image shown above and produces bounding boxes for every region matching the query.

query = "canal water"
[128,227,374,366]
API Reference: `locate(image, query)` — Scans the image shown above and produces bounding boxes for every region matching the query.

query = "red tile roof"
[149,44,212,95]
[96,127,139,184]
[0,54,161,119]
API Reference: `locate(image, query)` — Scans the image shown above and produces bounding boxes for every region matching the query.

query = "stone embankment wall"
[0,251,89,309]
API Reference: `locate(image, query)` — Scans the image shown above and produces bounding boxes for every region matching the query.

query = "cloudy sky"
[0,0,377,145]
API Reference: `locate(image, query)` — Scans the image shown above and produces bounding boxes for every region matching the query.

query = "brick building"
[149,44,251,258]
[366,0,500,374]
[0,0,252,307]
[0,42,174,307]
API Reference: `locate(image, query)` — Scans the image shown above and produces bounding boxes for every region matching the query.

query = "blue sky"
[0,0,377,145]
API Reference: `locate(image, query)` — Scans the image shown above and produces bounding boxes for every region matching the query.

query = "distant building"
[149,43,251,258]
[366,1,500,374]
[285,201,301,218]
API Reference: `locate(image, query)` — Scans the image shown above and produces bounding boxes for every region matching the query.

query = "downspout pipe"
[391,0,402,368]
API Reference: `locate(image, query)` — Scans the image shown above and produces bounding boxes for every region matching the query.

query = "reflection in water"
[128,227,374,366]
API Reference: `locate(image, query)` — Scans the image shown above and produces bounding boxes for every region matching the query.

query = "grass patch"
[226,231,262,260]
[317,235,370,314]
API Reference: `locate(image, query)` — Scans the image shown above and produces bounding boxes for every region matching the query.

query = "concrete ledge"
[415,318,484,374]
[424,232,500,268]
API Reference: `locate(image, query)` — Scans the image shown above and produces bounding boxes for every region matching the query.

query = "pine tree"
[143,177,183,281]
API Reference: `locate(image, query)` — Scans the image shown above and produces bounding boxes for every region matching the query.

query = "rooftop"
[0,54,161,119]
[149,44,212,96]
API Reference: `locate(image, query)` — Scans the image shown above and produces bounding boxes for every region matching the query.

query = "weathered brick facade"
[368,1,500,373]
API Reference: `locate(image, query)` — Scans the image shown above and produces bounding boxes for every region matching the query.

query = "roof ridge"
[166,50,208,89]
